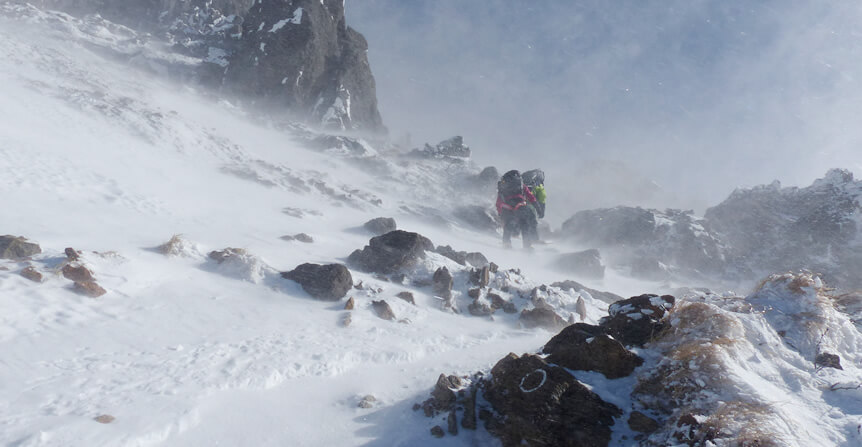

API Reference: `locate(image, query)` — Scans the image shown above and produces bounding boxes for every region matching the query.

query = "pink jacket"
[496,185,537,214]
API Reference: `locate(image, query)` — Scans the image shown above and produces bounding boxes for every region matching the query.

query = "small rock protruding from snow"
[62,264,95,283]
[73,280,107,298]
[344,296,355,310]
[601,294,675,347]
[430,426,445,438]
[347,230,434,274]
[814,352,843,370]
[281,263,352,301]
[371,300,395,321]
[357,395,376,409]
[519,307,568,330]
[395,291,415,305]
[575,296,588,321]
[0,235,41,259]
[20,266,43,282]
[542,323,644,379]
[64,247,80,261]
[156,235,202,258]
[94,414,115,424]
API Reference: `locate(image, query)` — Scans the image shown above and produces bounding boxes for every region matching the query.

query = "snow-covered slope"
[3,4,861,447]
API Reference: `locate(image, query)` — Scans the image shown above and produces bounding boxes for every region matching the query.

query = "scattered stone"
[557,249,605,279]
[432,267,453,300]
[430,426,445,438]
[628,411,660,433]
[344,297,355,310]
[815,352,843,370]
[281,263,353,301]
[74,281,106,298]
[62,264,95,283]
[488,293,517,313]
[396,291,415,305]
[542,323,644,379]
[482,353,622,447]
[358,395,376,409]
[600,294,675,347]
[519,307,568,330]
[371,300,396,321]
[0,235,41,259]
[447,410,458,435]
[468,300,493,317]
[489,262,499,273]
[467,288,481,299]
[363,217,397,236]
[94,414,115,424]
[347,230,434,274]
[64,247,80,261]
[20,266,42,282]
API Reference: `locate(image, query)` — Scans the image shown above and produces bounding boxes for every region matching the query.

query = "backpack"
[522,169,545,187]
[498,170,524,197]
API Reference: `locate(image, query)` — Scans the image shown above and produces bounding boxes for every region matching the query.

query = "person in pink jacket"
[496,170,539,248]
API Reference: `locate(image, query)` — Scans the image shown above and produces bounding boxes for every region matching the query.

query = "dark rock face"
[453,205,500,233]
[557,249,605,279]
[348,230,434,274]
[482,353,622,447]
[542,323,644,379]
[628,411,660,433]
[281,263,352,300]
[519,307,568,330]
[396,291,415,305]
[600,294,675,347]
[363,217,396,236]
[225,0,384,132]
[815,352,843,370]
[0,235,41,259]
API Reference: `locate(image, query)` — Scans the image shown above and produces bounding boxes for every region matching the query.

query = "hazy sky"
[347,0,862,215]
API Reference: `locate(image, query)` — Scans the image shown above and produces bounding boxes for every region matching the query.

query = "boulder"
[468,300,493,317]
[470,266,490,288]
[482,353,622,447]
[434,245,467,265]
[347,230,434,274]
[363,217,396,236]
[371,300,396,320]
[0,235,41,259]
[599,294,675,347]
[412,136,471,158]
[281,263,352,300]
[542,323,644,379]
[430,426,445,438]
[465,252,489,268]
[488,293,516,314]
[344,296,355,310]
[62,264,95,283]
[453,205,500,233]
[519,307,568,330]
[557,249,605,279]
[20,266,43,282]
[64,247,80,261]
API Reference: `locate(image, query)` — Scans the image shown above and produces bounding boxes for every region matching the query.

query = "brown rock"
[73,281,106,298]
[344,296,355,310]
[62,264,94,282]
[488,293,516,313]
[20,266,42,282]
[65,247,80,261]
[468,288,481,299]
[0,235,41,259]
[468,300,493,317]
[358,395,376,408]
[430,426,445,438]
[371,300,396,320]
[94,414,115,424]
[432,267,453,299]
[542,323,644,379]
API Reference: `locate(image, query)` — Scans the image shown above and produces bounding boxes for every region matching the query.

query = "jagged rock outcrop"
[347,230,434,274]
[281,263,352,300]
[0,235,42,260]
[35,0,384,132]
[600,294,675,347]
[363,217,396,236]
[542,323,644,379]
[411,136,471,158]
[224,0,384,132]
[482,353,622,447]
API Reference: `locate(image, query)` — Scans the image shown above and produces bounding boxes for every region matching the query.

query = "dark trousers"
[501,205,539,246]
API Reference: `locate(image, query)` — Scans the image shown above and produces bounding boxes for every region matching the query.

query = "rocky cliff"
[31,0,384,132]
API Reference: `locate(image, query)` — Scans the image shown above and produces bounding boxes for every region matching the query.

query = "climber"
[522,169,546,219]
[496,170,540,248]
